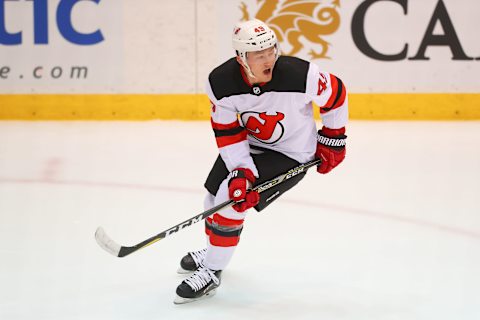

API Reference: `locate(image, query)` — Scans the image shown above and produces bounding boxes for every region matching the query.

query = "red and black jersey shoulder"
[208,58,249,100]
[208,56,310,101]
[268,56,309,93]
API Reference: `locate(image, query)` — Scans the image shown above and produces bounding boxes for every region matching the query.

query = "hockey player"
[174,19,348,304]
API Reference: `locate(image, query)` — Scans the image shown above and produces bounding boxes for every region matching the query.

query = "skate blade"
[173,289,217,305]
[176,267,194,275]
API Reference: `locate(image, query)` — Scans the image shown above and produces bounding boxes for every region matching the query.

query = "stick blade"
[95,227,121,257]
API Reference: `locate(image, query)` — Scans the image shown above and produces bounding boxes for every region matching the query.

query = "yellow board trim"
[349,93,480,120]
[0,94,211,120]
[0,93,479,120]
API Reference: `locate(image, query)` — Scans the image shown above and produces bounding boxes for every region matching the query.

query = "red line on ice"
[1,177,479,240]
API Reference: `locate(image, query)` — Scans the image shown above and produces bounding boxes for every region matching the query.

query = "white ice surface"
[0,121,479,320]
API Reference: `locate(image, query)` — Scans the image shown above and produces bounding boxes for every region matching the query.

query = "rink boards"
[1,93,479,120]
[1,0,479,120]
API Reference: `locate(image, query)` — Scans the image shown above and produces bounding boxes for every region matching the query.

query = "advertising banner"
[1,0,122,93]
[1,0,479,119]
[217,0,480,93]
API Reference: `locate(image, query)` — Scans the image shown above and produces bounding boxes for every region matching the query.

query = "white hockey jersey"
[206,56,348,177]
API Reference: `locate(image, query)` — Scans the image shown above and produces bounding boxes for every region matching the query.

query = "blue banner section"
[0,0,103,45]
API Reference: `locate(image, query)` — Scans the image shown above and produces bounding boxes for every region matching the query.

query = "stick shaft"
[98,158,321,257]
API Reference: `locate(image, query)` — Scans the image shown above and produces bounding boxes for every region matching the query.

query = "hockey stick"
[95,158,321,258]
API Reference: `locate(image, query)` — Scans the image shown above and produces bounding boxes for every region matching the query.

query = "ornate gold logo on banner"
[240,0,341,59]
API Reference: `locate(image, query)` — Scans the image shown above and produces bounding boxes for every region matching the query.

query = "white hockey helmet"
[232,19,279,77]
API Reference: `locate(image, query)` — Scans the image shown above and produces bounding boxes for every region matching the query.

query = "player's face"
[245,46,276,83]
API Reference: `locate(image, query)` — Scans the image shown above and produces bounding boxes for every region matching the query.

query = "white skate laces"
[189,248,207,267]
[184,266,220,292]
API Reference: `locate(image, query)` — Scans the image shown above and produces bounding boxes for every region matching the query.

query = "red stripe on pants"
[208,214,244,247]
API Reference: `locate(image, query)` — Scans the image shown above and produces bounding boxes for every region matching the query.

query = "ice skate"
[177,248,207,274]
[174,266,222,304]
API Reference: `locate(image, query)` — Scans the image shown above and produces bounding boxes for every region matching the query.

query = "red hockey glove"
[316,126,347,174]
[228,168,260,212]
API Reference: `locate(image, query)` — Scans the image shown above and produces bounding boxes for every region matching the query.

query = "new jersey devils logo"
[241,111,285,144]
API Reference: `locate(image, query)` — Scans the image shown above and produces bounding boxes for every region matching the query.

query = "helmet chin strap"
[244,61,278,82]
[240,55,256,80]
[244,63,257,80]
